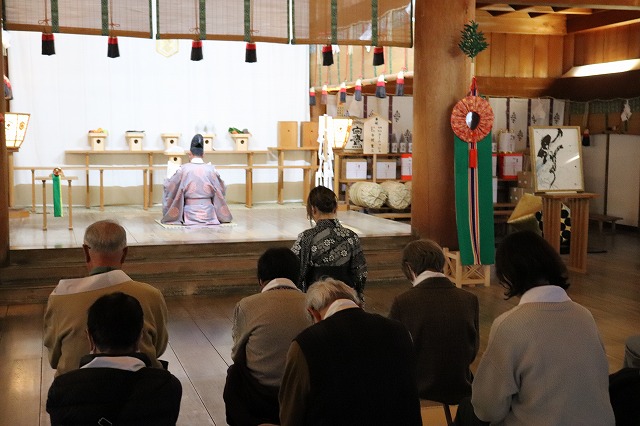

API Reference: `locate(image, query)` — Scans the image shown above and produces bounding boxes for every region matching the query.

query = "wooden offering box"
[126,132,145,151]
[88,132,107,151]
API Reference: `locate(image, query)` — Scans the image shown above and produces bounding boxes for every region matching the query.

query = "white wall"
[6,31,310,204]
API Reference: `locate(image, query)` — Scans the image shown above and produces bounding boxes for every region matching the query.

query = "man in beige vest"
[44,220,168,376]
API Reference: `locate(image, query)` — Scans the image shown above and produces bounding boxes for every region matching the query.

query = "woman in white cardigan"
[457,230,615,426]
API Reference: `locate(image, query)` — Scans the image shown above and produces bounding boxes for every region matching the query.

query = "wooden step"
[0,235,414,304]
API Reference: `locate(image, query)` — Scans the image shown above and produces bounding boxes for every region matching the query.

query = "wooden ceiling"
[476,2,640,33]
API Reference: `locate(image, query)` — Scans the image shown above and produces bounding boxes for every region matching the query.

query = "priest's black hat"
[191,134,204,156]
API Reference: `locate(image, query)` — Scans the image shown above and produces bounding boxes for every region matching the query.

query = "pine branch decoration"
[458,21,488,60]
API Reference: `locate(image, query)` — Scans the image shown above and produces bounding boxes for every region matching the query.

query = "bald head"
[82,220,128,270]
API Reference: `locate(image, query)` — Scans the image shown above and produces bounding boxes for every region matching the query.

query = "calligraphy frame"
[529,126,584,193]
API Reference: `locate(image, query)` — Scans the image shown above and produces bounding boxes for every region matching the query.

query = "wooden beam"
[476,11,567,35]
[567,10,640,33]
[528,12,551,18]
[475,76,557,98]
[497,1,640,10]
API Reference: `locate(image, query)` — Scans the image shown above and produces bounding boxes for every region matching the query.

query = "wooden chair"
[420,400,454,426]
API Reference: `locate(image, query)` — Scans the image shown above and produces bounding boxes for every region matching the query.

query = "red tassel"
[191,40,203,61]
[245,42,257,63]
[321,85,328,105]
[107,36,120,58]
[469,145,478,168]
[322,45,333,66]
[373,46,384,66]
[42,33,56,56]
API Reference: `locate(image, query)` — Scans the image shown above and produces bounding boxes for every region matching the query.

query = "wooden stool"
[443,248,491,288]
[420,400,455,426]
[589,213,623,234]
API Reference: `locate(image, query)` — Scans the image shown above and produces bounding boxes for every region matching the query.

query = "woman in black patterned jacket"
[292,186,368,302]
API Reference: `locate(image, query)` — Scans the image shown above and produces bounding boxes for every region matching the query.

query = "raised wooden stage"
[1,203,415,304]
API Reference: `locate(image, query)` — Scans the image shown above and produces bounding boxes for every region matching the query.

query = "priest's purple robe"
[162,162,232,225]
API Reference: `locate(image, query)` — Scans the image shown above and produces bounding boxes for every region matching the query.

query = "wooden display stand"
[443,248,491,288]
[541,192,597,273]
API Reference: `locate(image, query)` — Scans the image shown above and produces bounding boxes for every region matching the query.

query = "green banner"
[53,174,63,217]
[454,133,495,266]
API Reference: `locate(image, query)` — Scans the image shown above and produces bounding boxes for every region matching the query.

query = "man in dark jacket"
[279,278,422,426]
[389,239,479,405]
[46,292,182,426]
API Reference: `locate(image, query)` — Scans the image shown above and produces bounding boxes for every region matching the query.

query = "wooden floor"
[1,205,639,426]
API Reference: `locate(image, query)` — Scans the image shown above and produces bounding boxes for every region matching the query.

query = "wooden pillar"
[411,0,474,249]
[0,25,9,267]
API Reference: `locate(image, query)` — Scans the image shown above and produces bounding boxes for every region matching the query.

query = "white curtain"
[7,31,309,187]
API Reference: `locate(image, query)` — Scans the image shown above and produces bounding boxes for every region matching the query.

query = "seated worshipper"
[455,230,614,426]
[47,292,182,426]
[44,220,168,376]
[279,278,422,426]
[224,247,312,426]
[389,239,479,406]
[162,133,233,226]
[291,185,367,301]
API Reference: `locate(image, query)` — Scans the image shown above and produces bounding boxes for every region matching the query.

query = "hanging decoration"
[244,0,257,63]
[4,75,13,100]
[316,114,335,188]
[245,42,257,63]
[322,45,334,66]
[395,70,405,96]
[354,79,362,101]
[339,82,347,104]
[458,20,488,76]
[107,36,120,58]
[190,0,206,61]
[190,40,203,60]
[373,46,384,66]
[52,168,63,217]
[156,39,179,58]
[458,21,488,62]
[105,0,120,58]
[39,0,56,55]
[309,87,317,106]
[321,84,328,105]
[451,20,494,267]
[375,74,386,99]
[582,128,590,146]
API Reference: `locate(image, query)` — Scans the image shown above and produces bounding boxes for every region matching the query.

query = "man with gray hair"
[44,220,168,376]
[279,278,422,426]
[389,239,479,407]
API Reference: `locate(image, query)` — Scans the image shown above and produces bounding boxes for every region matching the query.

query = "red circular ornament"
[450,96,494,143]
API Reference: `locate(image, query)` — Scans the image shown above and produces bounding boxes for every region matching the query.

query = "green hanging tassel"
[52,173,63,217]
